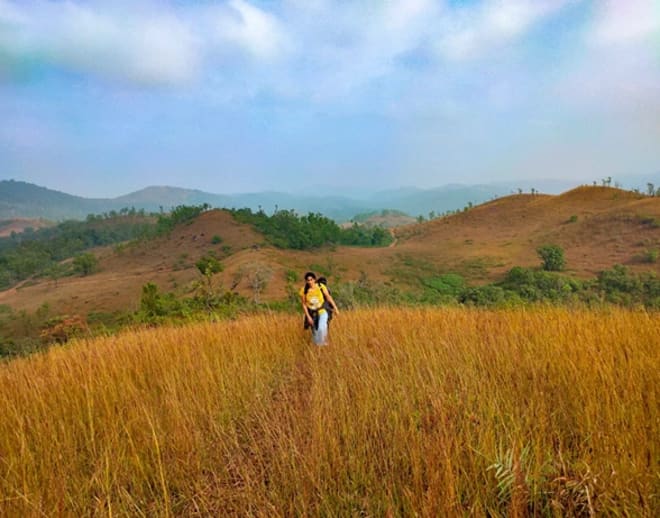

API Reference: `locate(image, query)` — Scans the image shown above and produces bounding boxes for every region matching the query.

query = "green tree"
[194,255,224,311]
[195,254,223,276]
[72,253,98,276]
[537,244,565,271]
[46,262,68,287]
[140,283,165,318]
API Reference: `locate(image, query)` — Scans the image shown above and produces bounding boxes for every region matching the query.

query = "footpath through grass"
[0,307,657,516]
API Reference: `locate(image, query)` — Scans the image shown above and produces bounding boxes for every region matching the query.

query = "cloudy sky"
[1,0,659,197]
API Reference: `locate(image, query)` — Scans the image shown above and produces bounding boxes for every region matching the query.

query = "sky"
[1,0,659,198]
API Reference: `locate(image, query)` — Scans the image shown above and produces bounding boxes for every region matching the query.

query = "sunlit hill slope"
[1,185,659,316]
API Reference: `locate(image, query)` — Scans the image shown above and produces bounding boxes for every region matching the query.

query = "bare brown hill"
[1,186,659,316]
[396,186,660,278]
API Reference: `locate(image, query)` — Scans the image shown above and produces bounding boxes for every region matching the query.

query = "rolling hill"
[0,179,579,222]
[396,185,660,278]
[0,185,659,319]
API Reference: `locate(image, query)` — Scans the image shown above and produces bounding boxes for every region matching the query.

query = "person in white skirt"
[300,271,339,346]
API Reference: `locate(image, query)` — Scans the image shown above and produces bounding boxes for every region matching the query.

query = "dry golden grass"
[0,307,658,516]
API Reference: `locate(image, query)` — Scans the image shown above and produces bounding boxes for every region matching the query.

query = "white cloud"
[58,3,201,85]
[433,0,574,60]
[208,0,291,61]
[0,0,575,95]
[0,0,294,86]
[558,0,660,119]
[590,0,660,46]
[263,0,438,100]
[1,1,201,85]
[4,0,651,118]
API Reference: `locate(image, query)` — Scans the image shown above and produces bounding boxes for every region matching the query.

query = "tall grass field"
[0,307,657,516]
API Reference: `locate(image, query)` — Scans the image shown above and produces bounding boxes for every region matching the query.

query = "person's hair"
[303,271,316,294]
[317,276,327,285]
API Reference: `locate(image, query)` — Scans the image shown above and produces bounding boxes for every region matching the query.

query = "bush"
[195,255,223,276]
[597,265,641,295]
[459,285,511,307]
[422,274,466,298]
[595,265,660,307]
[501,266,581,302]
[331,274,407,309]
[643,249,658,263]
[72,253,98,276]
[537,244,565,271]
[137,283,183,322]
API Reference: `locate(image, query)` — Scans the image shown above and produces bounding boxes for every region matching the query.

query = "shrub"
[501,266,582,302]
[332,274,407,309]
[594,265,660,307]
[597,265,641,295]
[422,274,466,298]
[211,235,223,244]
[458,285,510,307]
[137,283,183,322]
[195,255,223,276]
[643,248,658,263]
[537,244,565,271]
[72,253,98,276]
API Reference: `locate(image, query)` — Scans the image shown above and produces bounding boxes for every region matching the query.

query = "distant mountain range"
[1,175,658,222]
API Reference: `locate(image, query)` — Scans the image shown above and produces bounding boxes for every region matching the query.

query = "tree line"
[0,211,156,289]
[230,207,392,249]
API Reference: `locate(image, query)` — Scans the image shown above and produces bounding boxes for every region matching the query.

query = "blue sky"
[1,0,659,197]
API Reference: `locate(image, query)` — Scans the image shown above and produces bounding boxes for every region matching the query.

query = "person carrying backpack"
[317,277,334,324]
[300,271,339,346]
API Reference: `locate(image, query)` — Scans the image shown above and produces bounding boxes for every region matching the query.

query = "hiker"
[300,271,339,346]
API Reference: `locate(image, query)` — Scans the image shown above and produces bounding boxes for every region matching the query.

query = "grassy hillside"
[0,307,657,515]
[0,185,658,342]
[395,186,660,279]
